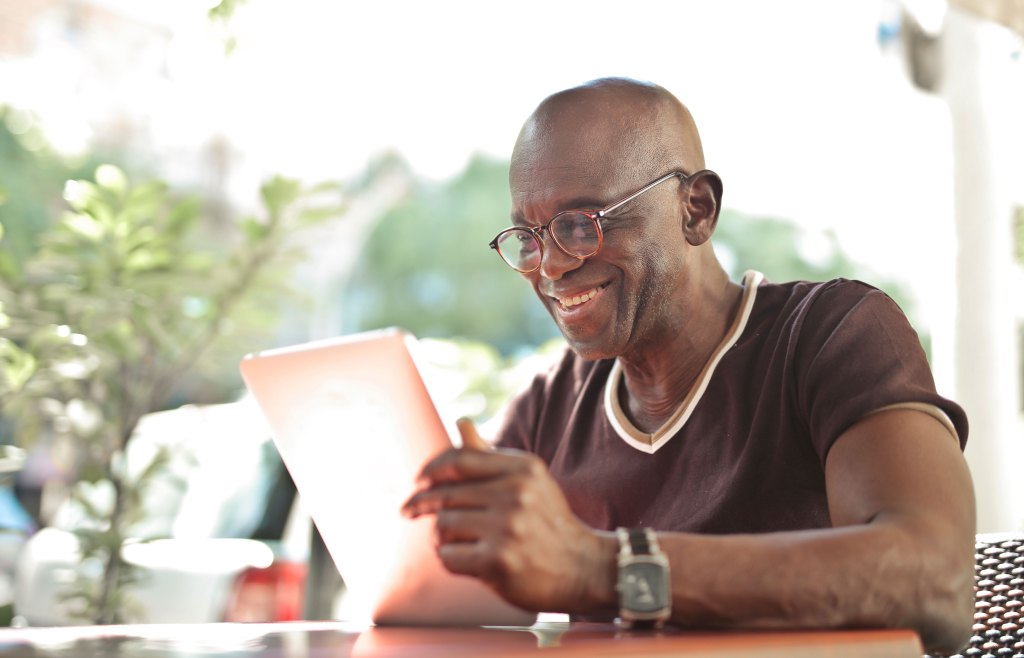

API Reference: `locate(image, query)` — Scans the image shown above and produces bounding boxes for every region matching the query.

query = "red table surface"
[0,620,925,658]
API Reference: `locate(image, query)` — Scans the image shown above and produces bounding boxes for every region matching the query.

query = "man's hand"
[401,419,616,614]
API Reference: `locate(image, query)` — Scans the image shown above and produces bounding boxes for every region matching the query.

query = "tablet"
[239,327,535,627]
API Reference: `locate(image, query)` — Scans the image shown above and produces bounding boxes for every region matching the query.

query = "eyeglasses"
[489,171,687,273]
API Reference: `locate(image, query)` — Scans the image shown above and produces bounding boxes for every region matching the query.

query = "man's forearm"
[621,521,975,654]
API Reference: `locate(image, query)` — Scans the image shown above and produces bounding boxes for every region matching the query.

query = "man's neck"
[617,266,743,434]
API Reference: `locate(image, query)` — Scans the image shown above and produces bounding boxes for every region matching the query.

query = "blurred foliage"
[207,0,248,23]
[207,0,249,54]
[0,106,108,270]
[417,336,567,426]
[344,156,559,355]
[714,210,915,316]
[0,165,342,623]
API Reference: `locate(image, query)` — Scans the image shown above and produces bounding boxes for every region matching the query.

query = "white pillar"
[941,7,1024,532]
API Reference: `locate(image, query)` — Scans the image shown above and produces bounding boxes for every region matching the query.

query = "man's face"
[509,128,689,361]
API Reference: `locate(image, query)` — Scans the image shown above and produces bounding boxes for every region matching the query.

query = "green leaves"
[348,155,557,353]
[0,336,37,393]
[241,216,269,242]
[1,162,343,623]
[94,164,127,194]
[260,175,302,225]
[62,211,105,241]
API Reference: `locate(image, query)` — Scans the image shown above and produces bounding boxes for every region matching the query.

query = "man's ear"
[681,169,723,246]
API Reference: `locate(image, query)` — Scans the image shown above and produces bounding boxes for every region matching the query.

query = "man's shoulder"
[739,275,912,356]
[758,276,884,304]
[755,276,900,323]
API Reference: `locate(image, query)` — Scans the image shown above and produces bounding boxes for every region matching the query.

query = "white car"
[13,397,312,626]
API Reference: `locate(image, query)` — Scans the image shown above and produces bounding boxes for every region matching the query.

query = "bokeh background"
[0,0,1021,625]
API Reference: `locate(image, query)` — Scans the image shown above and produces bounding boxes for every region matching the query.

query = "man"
[402,78,975,655]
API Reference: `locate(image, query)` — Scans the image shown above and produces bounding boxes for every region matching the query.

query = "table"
[0,620,924,657]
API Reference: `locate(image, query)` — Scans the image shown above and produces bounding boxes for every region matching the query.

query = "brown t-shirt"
[494,272,968,534]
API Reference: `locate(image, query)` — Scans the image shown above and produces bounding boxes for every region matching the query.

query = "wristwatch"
[615,527,671,629]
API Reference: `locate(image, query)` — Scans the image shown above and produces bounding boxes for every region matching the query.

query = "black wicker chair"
[926,533,1024,658]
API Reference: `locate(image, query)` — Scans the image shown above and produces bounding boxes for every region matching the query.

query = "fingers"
[416,445,533,488]
[433,516,515,586]
[400,445,534,520]
[402,469,522,518]
[457,417,490,451]
[434,508,492,545]
[437,542,490,579]
[402,481,486,518]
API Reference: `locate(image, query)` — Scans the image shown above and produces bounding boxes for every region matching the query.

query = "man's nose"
[538,237,584,281]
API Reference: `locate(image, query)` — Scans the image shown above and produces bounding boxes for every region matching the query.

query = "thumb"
[456,417,490,451]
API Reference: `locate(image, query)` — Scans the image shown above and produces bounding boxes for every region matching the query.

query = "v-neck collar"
[604,270,764,454]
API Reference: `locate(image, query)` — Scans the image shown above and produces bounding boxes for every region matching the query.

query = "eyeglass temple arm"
[596,172,687,219]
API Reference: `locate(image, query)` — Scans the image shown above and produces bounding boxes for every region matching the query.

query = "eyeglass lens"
[496,213,601,271]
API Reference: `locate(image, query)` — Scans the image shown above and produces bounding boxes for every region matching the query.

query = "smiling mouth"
[556,283,608,309]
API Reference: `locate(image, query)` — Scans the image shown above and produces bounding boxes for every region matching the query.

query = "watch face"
[621,561,668,613]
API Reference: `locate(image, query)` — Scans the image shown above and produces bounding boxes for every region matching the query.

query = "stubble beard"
[623,263,680,359]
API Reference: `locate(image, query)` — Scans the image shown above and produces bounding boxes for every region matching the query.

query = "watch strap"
[627,527,653,555]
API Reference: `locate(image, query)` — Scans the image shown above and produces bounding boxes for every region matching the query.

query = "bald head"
[511,78,706,190]
[504,79,730,362]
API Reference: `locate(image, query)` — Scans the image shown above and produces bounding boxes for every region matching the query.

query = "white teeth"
[560,288,598,308]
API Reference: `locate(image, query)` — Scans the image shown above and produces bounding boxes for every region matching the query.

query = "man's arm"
[402,408,976,655]
[659,407,975,652]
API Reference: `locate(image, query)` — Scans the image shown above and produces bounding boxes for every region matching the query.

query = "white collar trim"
[604,270,764,454]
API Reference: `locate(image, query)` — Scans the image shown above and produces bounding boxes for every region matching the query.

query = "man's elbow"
[911,539,976,656]
[855,520,975,655]
[916,585,974,656]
